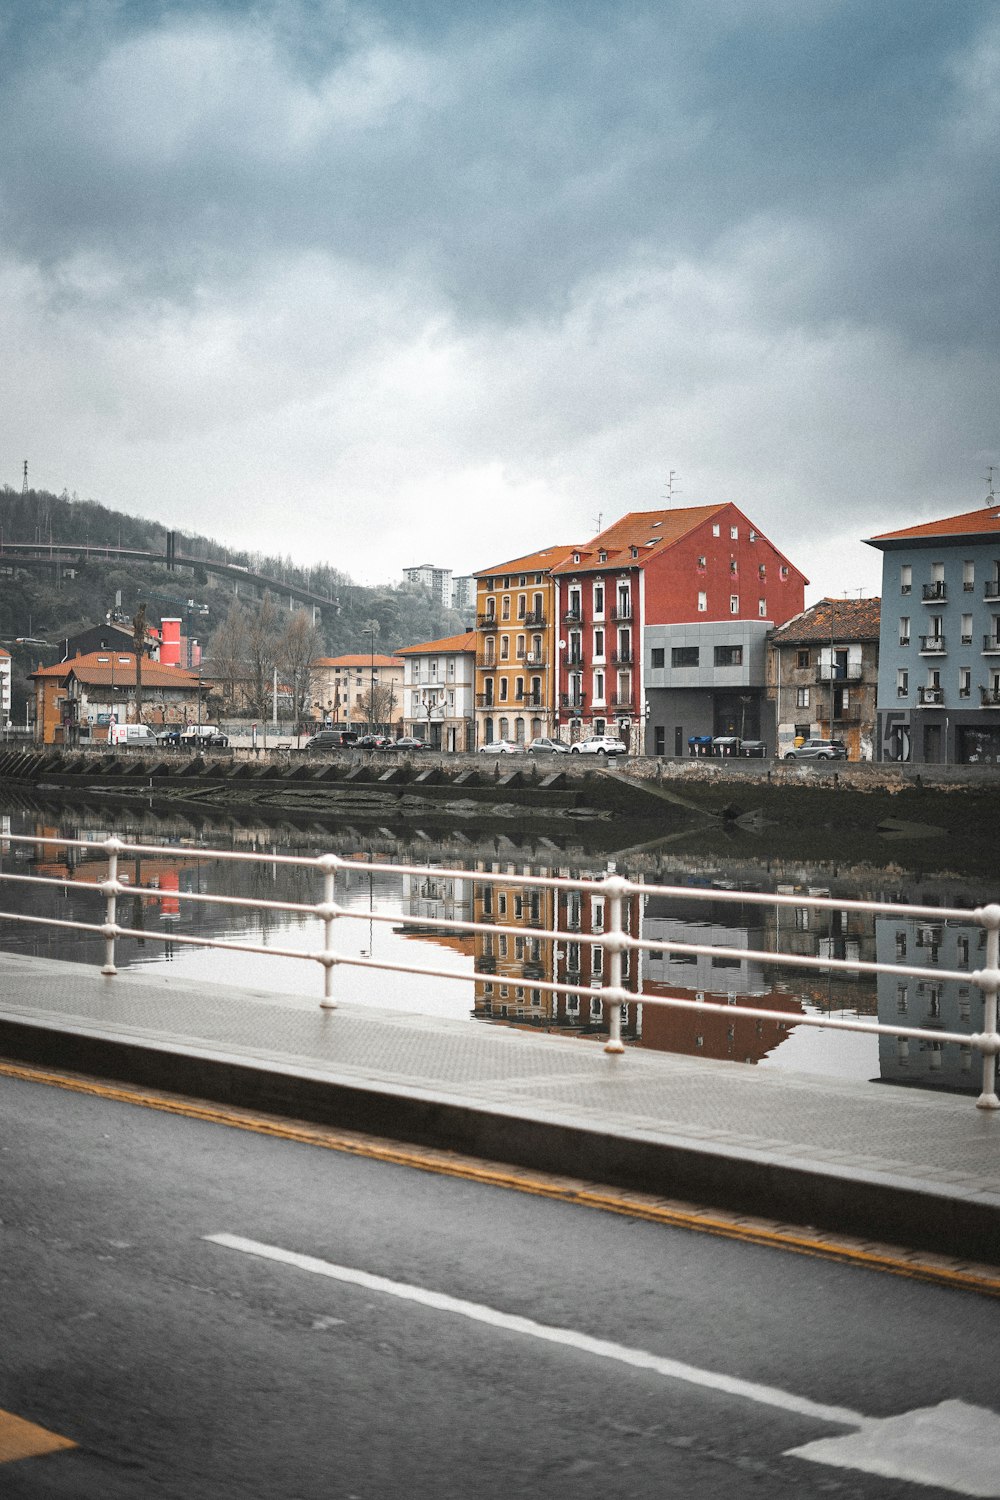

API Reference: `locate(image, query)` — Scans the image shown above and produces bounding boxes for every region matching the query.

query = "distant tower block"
[21,460,28,495]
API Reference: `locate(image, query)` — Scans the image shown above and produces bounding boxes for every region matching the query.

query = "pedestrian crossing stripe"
[0,1409,77,1465]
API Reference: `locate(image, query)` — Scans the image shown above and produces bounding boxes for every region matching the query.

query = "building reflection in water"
[470,860,642,1040]
[877,913,984,1093]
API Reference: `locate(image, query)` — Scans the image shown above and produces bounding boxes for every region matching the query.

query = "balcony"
[477,613,498,629]
[562,608,585,626]
[985,581,1000,600]
[815,665,864,683]
[475,694,496,709]
[919,635,946,654]
[522,651,547,668]
[611,649,633,665]
[566,652,584,667]
[917,686,944,706]
[922,582,947,603]
[523,610,547,627]
[560,693,586,709]
[831,702,864,722]
[476,654,497,669]
[611,693,635,709]
[980,686,1000,707]
[983,636,1000,654]
[610,605,632,621]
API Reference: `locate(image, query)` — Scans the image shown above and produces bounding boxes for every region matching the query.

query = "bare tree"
[243,593,283,718]
[209,601,250,713]
[279,609,323,722]
[357,679,398,732]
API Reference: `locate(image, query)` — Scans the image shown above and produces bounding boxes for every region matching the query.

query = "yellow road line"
[3,1057,999,1299]
[0,1409,76,1465]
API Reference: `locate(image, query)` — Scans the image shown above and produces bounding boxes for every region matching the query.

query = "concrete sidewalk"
[1,951,998,1265]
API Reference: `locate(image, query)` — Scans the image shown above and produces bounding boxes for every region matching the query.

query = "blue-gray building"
[865,501,1000,763]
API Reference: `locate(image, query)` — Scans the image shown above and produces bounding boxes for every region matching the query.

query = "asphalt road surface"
[2,1071,999,1499]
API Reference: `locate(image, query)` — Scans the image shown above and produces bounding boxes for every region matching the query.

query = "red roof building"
[550,503,807,752]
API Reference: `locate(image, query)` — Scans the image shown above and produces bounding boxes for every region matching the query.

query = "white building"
[0,647,11,727]
[403,564,454,609]
[395,630,476,751]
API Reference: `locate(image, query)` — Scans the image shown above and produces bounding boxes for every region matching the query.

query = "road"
[2,1071,999,1499]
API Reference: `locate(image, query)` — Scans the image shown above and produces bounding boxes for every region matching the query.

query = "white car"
[478,739,523,754]
[569,735,627,756]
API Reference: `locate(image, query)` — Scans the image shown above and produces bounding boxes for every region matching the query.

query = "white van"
[108,722,156,746]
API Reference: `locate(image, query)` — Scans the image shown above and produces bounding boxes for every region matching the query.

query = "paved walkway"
[1,951,998,1265]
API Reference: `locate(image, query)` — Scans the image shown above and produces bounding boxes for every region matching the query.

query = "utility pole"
[132,603,147,724]
[21,461,27,496]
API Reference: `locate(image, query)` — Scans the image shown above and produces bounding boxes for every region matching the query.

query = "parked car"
[394,736,431,750]
[355,733,393,749]
[526,737,569,755]
[783,738,848,761]
[478,738,523,754]
[179,725,230,747]
[108,722,157,746]
[304,729,358,751]
[569,735,627,756]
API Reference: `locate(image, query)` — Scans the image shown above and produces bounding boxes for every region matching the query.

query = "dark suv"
[304,730,359,751]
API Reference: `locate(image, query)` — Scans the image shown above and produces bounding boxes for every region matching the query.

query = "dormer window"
[598,550,607,562]
[630,546,639,559]
[573,553,580,564]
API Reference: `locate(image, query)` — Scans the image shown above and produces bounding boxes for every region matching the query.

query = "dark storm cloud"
[0,0,994,348]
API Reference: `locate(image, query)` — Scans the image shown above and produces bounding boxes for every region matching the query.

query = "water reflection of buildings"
[877,913,984,1092]
[398,869,476,962]
[471,862,642,1040]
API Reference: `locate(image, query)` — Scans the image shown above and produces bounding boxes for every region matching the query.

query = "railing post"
[604,862,626,1054]
[975,904,1000,1109]
[318,855,339,1009]
[100,836,123,975]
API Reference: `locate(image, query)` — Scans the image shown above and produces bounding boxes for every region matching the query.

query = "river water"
[0,792,992,1095]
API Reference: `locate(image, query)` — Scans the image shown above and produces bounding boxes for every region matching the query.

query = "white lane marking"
[205,1232,862,1427]
[207,1232,1000,1497]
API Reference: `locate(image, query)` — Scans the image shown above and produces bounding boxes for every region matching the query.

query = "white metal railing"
[1,833,998,1110]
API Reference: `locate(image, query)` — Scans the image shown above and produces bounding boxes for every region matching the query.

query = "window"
[730,525,738,539]
[900,564,912,594]
[899,616,910,646]
[758,563,766,579]
[714,645,743,667]
[964,561,975,591]
[651,647,665,668]
[516,634,526,658]
[897,668,908,696]
[697,591,707,612]
[517,595,526,619]
[593,628,604,658]
[593,670,605,701]
[797,649,810,668]
[730,559,738,575]
[501,596,510,620]
[758,598,767,617]
[961,614,973,645]
[729,594,739,613]
[592,945,604,976]
[499,679,508,701]
[697,555,706,569]
[959,668,971,699]
[672,646,699,667]
[780,565,789,579]
[500,635,510,660]
[593,583,604,614]
[796,687,810,708]
[712,524,720,537]
[598,550,607,563]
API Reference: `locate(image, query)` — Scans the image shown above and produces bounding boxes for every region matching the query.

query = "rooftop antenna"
[986,466,996,503]
[663,470,681,504]
[592,512,602,533]
[21,460,28,495]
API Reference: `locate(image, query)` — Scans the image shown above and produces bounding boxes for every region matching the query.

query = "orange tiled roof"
[30,651,199,688]
[866,504,1000,545]
[0,646,10,659]
[770,597,881,644]
[395,631,477,656]
[474,545,576,578]
[550,505,729,573]
[311,654,404,668]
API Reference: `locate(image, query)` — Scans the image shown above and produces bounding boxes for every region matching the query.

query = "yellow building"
[473,545,573,747]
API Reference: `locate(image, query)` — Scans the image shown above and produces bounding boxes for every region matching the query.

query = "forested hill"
[0,487,467,715]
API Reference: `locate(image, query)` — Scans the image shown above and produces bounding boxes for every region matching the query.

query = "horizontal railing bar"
[4,833,993,927]
[625,936,974,987]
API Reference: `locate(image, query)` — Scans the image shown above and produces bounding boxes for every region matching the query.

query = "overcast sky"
[2,0,997,601]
